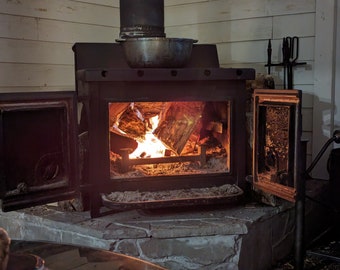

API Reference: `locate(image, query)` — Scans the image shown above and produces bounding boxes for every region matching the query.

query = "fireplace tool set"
[266,37,306,89]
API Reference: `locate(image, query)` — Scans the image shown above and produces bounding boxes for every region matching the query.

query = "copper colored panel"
[253,89,302,202]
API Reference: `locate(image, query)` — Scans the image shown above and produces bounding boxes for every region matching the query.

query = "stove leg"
[294,176,305,270]
[90,192,102,218]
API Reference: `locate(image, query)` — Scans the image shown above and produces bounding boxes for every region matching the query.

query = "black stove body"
[0,42,257,217]
[74,43,255,217]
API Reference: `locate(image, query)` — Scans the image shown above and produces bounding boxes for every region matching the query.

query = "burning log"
[153,102,205,155]
[200,102,230,149]
[134,102,166,118]
[109,102,167,140]
[109,102,129,127]
[117,104,146,138]
[119,145,206,173]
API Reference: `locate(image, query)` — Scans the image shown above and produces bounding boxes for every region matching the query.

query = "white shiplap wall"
[0,0,120,92]
[0,0,336,178]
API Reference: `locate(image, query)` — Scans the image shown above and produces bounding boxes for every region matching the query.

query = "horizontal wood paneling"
[166,17,273,42]
[0,0,120,99]
[0,0,120,26]
[165,0,315,26]
[0,0,120,93]
[165,0,268,26]
[0,14,38,40]
[0,63,74,88]
[273,13,315,38]
[267,0,315,16]
[165,0,208,6]
[37,20,119,43]
[72,0,119,7]
[217,38,314,64]
[0,15,119,43]
[218,41,269,63]
[0,39,73,64]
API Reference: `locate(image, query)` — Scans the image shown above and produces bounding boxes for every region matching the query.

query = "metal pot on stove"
[119,0,197,68]
[118,37,197,68]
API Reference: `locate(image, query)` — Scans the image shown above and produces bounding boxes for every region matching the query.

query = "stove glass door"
[253,89,302,202]
[0,92,78,211]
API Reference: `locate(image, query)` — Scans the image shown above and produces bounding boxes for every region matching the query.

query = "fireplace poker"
[267,39,272,75]
[284,36,306,89]
[282,37,290,89]
[287,36,299,89]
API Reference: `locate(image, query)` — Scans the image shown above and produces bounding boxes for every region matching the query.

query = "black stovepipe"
[295,130,340,270]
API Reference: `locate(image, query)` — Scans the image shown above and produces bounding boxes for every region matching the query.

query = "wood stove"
[74,43,255,217]
[0,46,307,220]
[0,0,306,218]
[0,38,307,220]
[0,40,259,217]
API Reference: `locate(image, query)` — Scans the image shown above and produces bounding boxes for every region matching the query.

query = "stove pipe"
[119,0,165,39]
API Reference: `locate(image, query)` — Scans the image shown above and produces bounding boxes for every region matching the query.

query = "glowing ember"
[129,115,167,158]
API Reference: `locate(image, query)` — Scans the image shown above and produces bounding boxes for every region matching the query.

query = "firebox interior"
[108,101,231,178]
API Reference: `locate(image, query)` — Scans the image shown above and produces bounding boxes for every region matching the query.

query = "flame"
[129,115,167,158]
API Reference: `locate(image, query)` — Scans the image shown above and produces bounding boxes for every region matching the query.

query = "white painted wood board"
[0,0,120,26]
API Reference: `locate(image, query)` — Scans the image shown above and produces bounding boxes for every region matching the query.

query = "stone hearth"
[0,180,331,270]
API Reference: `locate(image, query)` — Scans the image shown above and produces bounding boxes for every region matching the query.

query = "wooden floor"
[8,240,166,270]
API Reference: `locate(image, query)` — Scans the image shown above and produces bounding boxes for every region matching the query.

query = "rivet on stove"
[171,70,178,76]
[137,70,144,77]
[101,70,108,77]
[204,69,211,76]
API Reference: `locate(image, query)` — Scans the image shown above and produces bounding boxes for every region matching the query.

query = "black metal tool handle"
[267,39,272,74]
[285,36,300,89]
[282,37,290,88]
[264,36,306,89]
[288,36,299,63]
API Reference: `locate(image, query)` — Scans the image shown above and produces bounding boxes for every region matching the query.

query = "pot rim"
[116,37,198,43]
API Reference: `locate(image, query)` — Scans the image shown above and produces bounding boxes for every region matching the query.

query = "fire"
[129,115,167,158]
